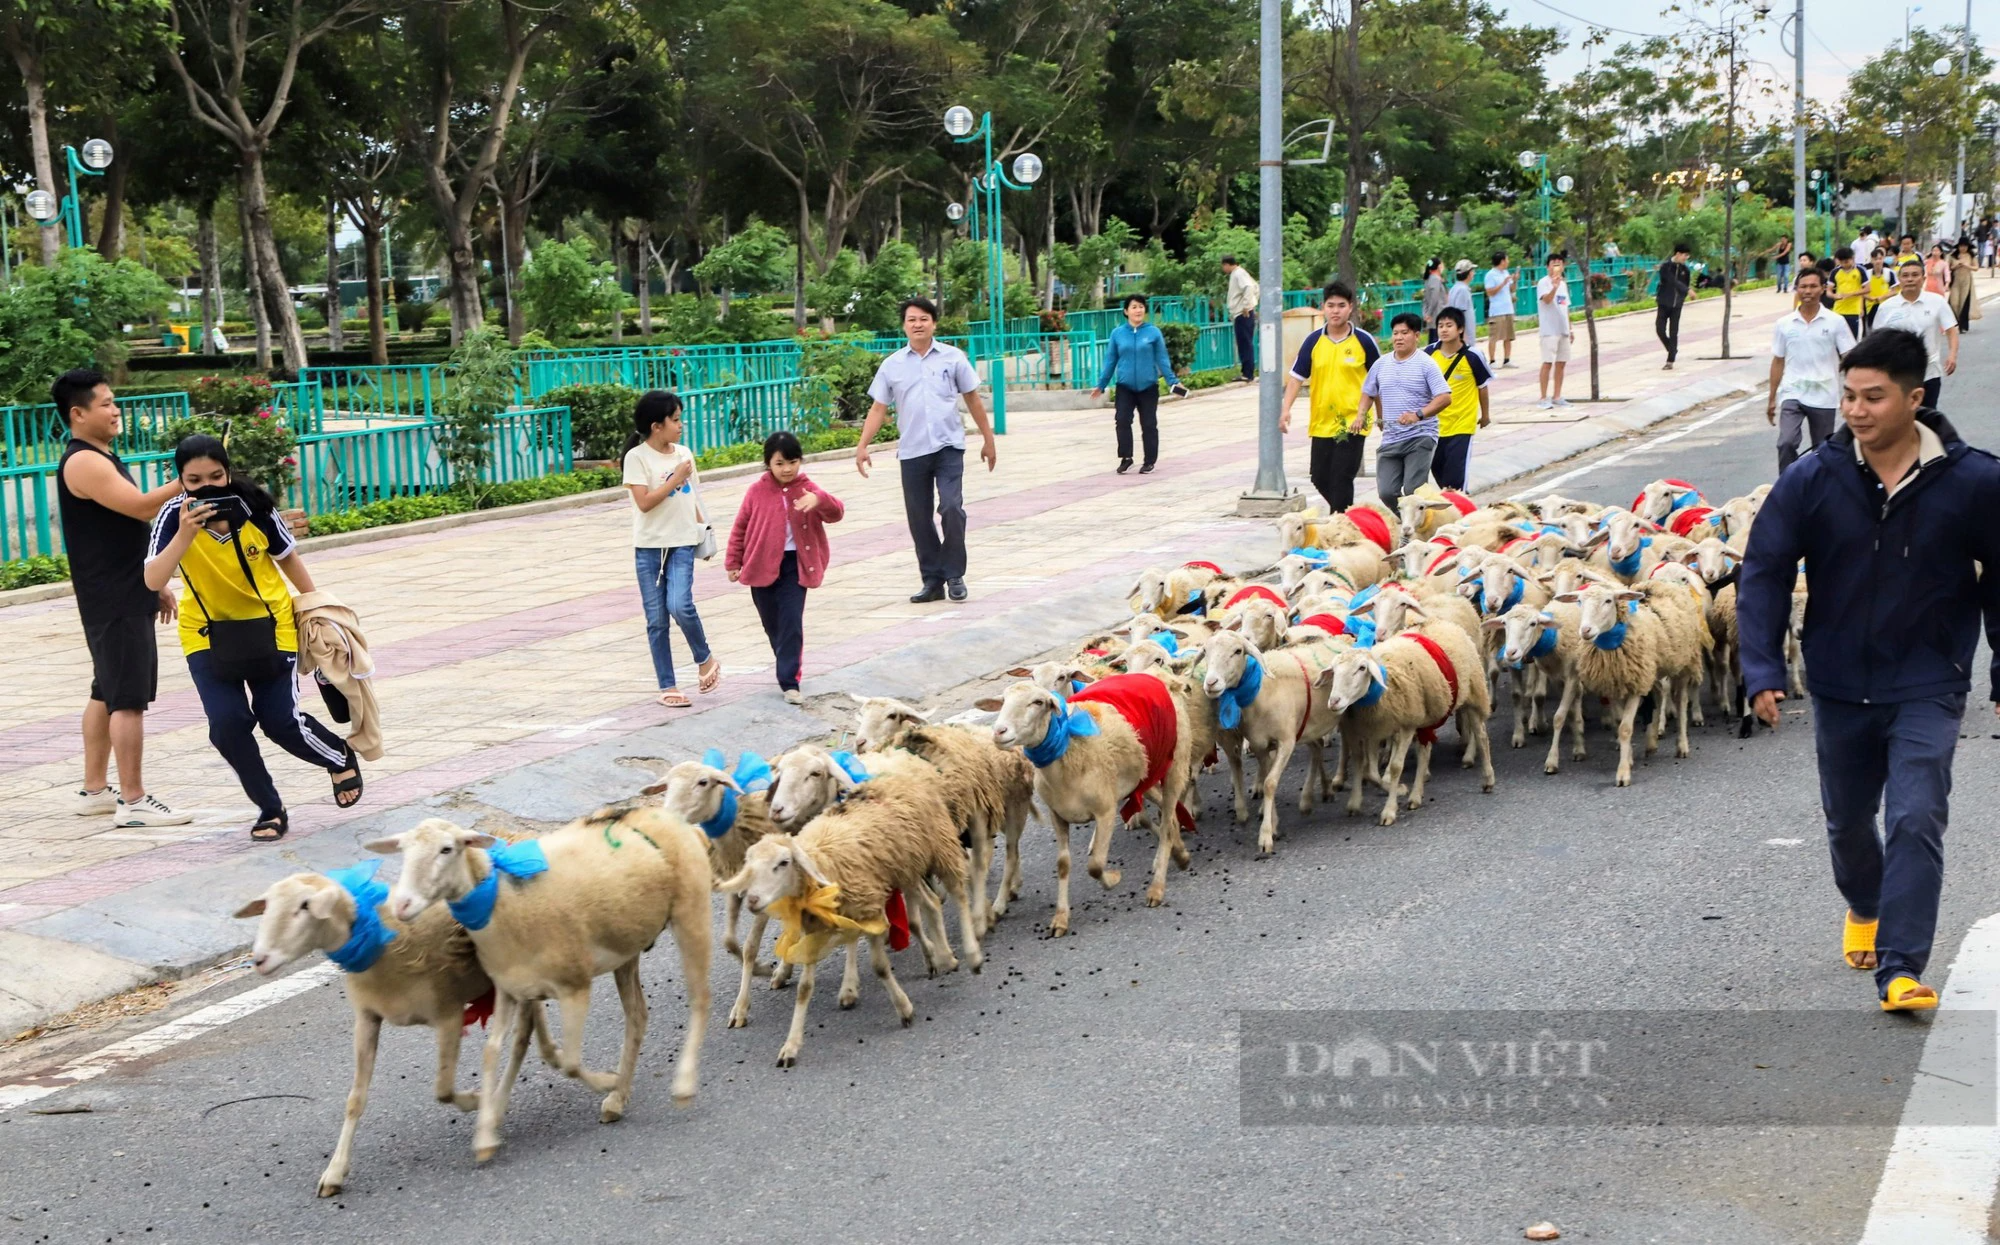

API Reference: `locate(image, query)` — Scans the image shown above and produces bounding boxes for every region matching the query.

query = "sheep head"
[657,760,742,828]
[234,872,356,976]
[1474,555,1535,618]
[365,818,495,923]
[1275,511,1320,550]
[1541,557,1614,598]
[1200,629,1260,698]
[1276,553,1322,594]
[1120,613,1171,647]
[1394,539,1457,580]
[1681,537,1738,585]
[849,694,932,752]
[1593,509,1649,563]
[1632,478,1693,524]
[1398,493,1460,541]
[1368,584,1428,640]
[1317,647,1389,713]
[1128,568,1170,616]
[717,836,832,915]
[1486,604,1558,668]
[1554,583,1645,641]
[991,681,1061,752]
[1220,599,1290,652]
[766,746,854,831]
[1287,567,1357,606]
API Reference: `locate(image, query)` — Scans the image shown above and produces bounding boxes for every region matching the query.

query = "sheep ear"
[307,887,346,919]
[1616,589,1645,601]
[233,897,267,919]
[1222,613,1245,631]
[844,692,871,707]
[1004,666,1032,678]
[1581,527,1610,549]
[361,835,403,856]
[1364,656,1387,686]
[715,866,752,893]
[1553,590,1581,603]
[827,762,858,792]
[717,773,745,794]
[973,696,1004,712]
[1481,616,1508,630]
[790,843,833,889]
[457,830,500,849]
[640,780,668,796]
[1349,596,1376,615]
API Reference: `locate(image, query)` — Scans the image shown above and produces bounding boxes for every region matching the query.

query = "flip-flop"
[1844,912,1879,970]
[658,689,692,709]
[697,659,723,694]
[331,750,364,809]
[250,812,289,842]
[1882,976,1938,1012]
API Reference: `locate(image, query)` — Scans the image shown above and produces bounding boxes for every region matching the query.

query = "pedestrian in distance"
[1280,281,1381,512]
[1769,235,1794,294]
[53,368,191,829]
[1872,256,1957,409]
[1947,239,1979,334]
[1483,251,1518,367]
[144,435,360,842]
[1851,224,1878,265]
[1862,249,1893,336]
[1655,242,1692,370]
[1924,243,1950,297]
[1766,267,1854,474]
[856,297,996,605]
[1739,327,2000,1013]
[1445,258,1479,343]
[726,431,845,707]
[1831,246,1866,338]
[1359,311,1454,507]
[623,390,721,709]
[1420,257,1446,346]
[1424,305,1492,491]
[1221,255,1259,382]
[1091,294,1190,476]
[1535,253,1574,408]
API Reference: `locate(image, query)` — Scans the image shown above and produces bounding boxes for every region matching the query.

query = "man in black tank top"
[52,369,191,828]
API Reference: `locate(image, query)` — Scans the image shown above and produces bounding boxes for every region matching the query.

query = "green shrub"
[396,300,438,334]
[159,375,299,499]
[798,337,882,425]
[1176,366,1239,392]
[0,554,70,590]
[521,237,626,341]
[538,383,643,460]
[438,330,516,492]
[1158,322,1200,374]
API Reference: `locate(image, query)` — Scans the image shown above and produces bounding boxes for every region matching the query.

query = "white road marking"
[0,964,337,1114]
[1765,837,1804,846]
[1507,396,1761,499]
[493,716,619,739]
[1859,911,2000,1244]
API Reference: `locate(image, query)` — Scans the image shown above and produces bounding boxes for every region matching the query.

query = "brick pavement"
[0,280,1900,1026]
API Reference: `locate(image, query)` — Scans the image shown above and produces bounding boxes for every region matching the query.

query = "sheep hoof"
[1544,763,1559,775]
[727,1013,750,1029]
[600,1095,627,1124]
[316,1175,344,1199]
[776,1052,798,1069]
[750,959,773,979]
[1172,847,1190,870]
[1048,916,1069,938]
[1482,779,1495,793]
[1145,886,1166,907]
[671,1081,697,1108]
[1378,810,1398,827]
[969,954,983,974]
[1096,868,1121,889]
[445,1091,479,1111]
[838,992,859,1010]
[472,1140,501,1165]
[1676,744,1690,759]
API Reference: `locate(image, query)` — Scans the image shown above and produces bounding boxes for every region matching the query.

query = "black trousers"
[1431,433,1473,490]
[1113,384,1160,465]
[1924,377,1943,408]
[1655,303,1683,362]
[1232,314,1256,380]
[898,447,966,588]
[750,551,807,691]
[1308,435,1367,512]
[187,650,349,819]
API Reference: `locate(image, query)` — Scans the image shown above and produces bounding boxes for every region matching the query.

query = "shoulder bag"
[183,526,286,683]
[683,448,718,560]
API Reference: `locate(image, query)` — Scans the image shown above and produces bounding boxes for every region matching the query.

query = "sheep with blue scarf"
[1675,536,1747,716]
[649,750,784,1015]
[1199,628,1349,853]
[235,862,555,1197]
[1636,564,1718,749]
[1584,507,1696,585]
[1548,581,1669,787]
[1482,600,1586,760]
[368,806,714,1163]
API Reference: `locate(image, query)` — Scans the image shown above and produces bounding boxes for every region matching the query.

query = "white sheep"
[990,677,1193,934]
[234,865,554,1197]
[1277,544,1386,592]
[1483,601,1586,759]
[1129,561,1223,616]
[718,776,978,1067]
[1198,630,1345,853]
[1638,565,1717,750]
[1632,477,1708,526]
[369,806,712,1163]
[1548,582,1667,786]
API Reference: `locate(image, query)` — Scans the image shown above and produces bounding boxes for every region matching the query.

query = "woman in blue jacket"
[1092,294,1189,474]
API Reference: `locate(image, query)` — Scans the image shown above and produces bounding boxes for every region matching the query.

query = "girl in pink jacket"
[726,431,845,704]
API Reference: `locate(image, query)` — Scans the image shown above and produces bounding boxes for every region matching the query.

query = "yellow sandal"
[1881,976,1939,1012]
[1843,913,1878,970]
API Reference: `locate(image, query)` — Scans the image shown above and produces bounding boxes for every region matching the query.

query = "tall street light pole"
[1787,0,1807,269]
[1954,0,1972,237]
[61,139,114,251]
[1239,0,1296,513]
[944,105,1043,438]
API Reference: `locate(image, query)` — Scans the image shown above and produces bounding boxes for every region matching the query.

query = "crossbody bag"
[182,524,286,683]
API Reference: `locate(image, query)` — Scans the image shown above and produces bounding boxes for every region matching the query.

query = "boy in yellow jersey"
[145,435,360,842]
[1279,280,1381,510]
[1831,245,1866,337]
[1422,306,1493,489]
[1863,250,1892,334]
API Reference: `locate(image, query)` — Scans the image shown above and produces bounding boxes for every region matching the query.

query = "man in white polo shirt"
[1767,267,1856,473]
[856,297,998,603]
[1535,253,1573,409]
[1870,255,1958,409]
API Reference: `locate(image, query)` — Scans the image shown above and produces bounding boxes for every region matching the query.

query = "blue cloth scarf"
[1505,623,1560,669]
[696,748,774,838]
[828,750,872,786]
[1607,536,1652,579]
[1350,670,1387,708]
[1472,574,1524,615]
[323,860,396,974]
[1592,601,1639,651]
[1215,654,1265,730]
[449,839,551,932]
[1024,695,1101,768]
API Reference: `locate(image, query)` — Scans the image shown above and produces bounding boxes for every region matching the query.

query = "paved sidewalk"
[0,278,1918,1032]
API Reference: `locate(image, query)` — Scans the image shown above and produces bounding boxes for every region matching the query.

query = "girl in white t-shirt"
[622,390,720,707]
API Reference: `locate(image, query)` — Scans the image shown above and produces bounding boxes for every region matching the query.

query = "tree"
[1553,46,1632,400]
[1844,26,2000,236]
[1049,216,1136,307]
[0,250,173,401]
[162,0,372,373]
[690,218,794,305]
[520,235,624,341]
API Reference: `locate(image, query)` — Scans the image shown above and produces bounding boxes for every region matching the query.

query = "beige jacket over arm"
[292,590,383,761]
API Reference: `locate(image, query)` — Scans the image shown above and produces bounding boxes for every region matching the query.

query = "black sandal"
[331,749,364,809]
[251,811,289,842]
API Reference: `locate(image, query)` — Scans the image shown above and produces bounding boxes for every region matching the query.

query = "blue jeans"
[635,546,711,689]
[1813,693,1966,993]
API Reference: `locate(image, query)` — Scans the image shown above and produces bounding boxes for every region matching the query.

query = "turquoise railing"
[518,341,806,399]
[678,379,816,455]
[301,364,445,423]
[0,391,194,469]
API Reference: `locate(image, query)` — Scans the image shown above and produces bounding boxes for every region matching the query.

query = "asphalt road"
[5,313,2000,1244]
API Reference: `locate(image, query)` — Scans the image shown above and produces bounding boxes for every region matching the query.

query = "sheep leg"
[1319,736,1340,798]
[838,943,864,1009]
[1050,820,1073,937]
[994,803,1028,918]
[1223,733,1251,823]
[317,1011,382,1197]
[1511,677,1530,749]
[1408,738,1434,808]
[722,891,744,963]
[731,913,770,1027]
[1544,682,1577,773]
[1297,741,1323,814]
[1256,737,1294,855]
[431,1015,477,1111]
[965,812,995,936]
[869,934,917,1025]
[1644,680,1666,757]
[943,873,984,972]
[1675,677,1693,758]
[1476,711,1496,791]
[907,881,958,975]
[1379,732,1415,826]
[776,960,817,1068]
[1086,809,1122,890]
[471,992,531,1164]
[599,959,648,1123]
[1344,728,1368,817]
[771,957,794,990]
[1614,694,1642,786]
[665,896,712,1106]
[554,984,620,1092]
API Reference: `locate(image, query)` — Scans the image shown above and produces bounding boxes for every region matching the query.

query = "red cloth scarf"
[463,987,496,1031]
[1070,674,1192,832]
[1403,632,1461,746]
[1440,489,1477,515]
[1224,585,1289,613]
[1632,478,1703,516]
[1667,506,1717,538]
[1421,546,1459,577]
[884,890,911,951]
[1345,506,1396,553]
[1183,560,1226,576]
[1297,613,1347,637]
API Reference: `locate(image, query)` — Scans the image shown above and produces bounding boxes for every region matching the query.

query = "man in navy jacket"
[1740,328,2000,1011]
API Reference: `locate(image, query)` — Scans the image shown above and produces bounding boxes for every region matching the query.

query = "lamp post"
[1810,169,1837,254]
[1518,150,1552,264]
[59,139,113,252]
[943,104,1043,437]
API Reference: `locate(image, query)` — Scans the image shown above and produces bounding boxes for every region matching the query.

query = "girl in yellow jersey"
[1863,251,1893,334]
[145,436,359,841]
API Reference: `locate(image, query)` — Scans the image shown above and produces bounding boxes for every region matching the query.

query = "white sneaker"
[783,688,804,706]
[115,794,193,828]
[74,787,116,816]
[1553,397,1573,408]
[1537,398,1555,410]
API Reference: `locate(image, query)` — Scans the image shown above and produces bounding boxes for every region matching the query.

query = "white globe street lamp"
[79,138,114,170]
[1011,152,1043,185]
[23,189,58,221]
[943,105,977,138]
[1734,179,1751,194]
[1556,174,1574,193]
[945,202,965,222]
[1517,150,1538,169]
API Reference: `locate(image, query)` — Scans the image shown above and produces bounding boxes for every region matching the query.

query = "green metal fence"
[0,391,194,469]
[518,341,806,399]
[301,364,446,423]
[677,379,818,455]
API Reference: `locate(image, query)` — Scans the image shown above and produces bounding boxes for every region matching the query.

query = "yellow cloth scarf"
[770,882,886,966]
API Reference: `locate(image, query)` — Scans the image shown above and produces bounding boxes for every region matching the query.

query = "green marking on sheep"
[604,822,661,852]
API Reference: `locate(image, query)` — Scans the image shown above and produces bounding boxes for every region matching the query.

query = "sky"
[1491,0,1988,121]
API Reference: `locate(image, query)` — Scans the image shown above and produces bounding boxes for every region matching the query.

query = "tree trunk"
[360,216,388,365]
[634,229,651,337]
[239,187,272,370]
[793,196,809,332]
[10,40,59,265]
[501,193,528,345]
[239,156,308,373]
[1045,207,1058,309]
[197,202,223,355]
[95,117,126,258]
[325,194,344,352]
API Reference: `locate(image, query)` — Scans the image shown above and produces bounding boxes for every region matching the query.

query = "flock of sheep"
[230,475,1796,1198]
